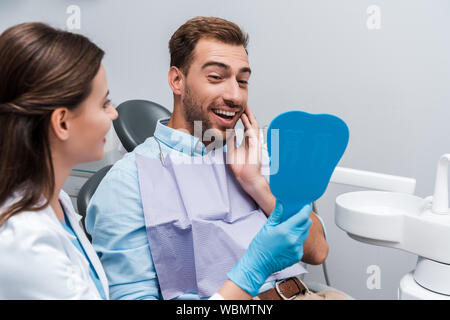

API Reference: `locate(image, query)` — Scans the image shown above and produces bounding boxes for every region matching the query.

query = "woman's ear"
[168,66,185,96]
[49,107,70,141]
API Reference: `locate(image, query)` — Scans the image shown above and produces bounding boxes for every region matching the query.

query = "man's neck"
[166,113,192,135]
[167,109,206,143]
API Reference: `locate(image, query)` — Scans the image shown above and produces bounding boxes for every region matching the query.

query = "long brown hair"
[0,22,104,226]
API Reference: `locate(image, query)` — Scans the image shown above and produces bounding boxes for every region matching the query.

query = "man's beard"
[182,85,213,138]
[182,85,244,148]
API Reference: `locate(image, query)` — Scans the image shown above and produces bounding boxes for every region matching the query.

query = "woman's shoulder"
[0,189,74,231]
[0,196,61,250]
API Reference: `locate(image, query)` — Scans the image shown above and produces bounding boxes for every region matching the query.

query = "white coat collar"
[57,190,110,299]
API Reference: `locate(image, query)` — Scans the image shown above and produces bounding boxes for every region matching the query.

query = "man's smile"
[210,107,242,128]
[212,108,237,119]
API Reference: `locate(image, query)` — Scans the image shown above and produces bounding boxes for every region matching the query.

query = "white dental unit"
[332,154,450,299]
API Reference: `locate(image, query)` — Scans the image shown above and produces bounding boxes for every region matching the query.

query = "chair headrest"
[113,100,171,152]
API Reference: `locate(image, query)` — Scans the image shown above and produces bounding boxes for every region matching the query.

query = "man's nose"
[222,79,244,107]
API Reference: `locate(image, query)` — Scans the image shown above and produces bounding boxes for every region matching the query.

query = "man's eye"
[238,80,249,85]
[208,75,221,80]
[103,99,112,108]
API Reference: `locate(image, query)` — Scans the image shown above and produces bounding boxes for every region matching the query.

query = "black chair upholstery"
[77,165,113,241]
[113,100,171,152]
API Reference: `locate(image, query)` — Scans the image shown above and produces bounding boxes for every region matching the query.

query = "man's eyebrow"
[202,61,230,70]
[239,67,252,75]
[201,61,251,75]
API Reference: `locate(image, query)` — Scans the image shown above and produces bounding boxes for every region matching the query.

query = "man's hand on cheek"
[226,105,276,215]
[227,105,261,186]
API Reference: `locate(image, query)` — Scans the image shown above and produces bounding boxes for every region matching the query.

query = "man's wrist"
[239,175,276,215]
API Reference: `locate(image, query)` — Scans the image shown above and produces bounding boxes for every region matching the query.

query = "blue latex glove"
[227,201,313,296]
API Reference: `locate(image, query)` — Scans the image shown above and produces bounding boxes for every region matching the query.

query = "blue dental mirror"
[267,110,349,221]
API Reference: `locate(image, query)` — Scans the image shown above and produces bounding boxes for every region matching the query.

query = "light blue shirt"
[86,117,327,300]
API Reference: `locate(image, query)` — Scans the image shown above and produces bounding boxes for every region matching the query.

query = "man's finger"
[244,105,257,126]
[226,130,236,163]
[241,112,251,131]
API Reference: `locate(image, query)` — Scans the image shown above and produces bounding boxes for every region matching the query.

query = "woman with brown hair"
[0,22,312,300]
[0,22,117,299]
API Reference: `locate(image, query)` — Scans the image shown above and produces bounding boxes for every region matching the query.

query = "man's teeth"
[213,109,236,117]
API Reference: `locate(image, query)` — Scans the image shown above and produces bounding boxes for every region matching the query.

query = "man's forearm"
[239,175,276,216]
[301,211,329,265]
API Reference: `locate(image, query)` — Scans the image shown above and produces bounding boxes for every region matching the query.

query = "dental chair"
[76,165,113,241]
[113,99,172,152]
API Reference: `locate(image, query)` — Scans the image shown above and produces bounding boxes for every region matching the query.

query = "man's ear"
[50,107,70,141]
[168,66,185,96]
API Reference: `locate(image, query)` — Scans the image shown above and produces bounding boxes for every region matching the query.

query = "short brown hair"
[169,16,249,74]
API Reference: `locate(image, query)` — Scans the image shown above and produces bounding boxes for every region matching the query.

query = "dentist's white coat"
[0,190,109,299]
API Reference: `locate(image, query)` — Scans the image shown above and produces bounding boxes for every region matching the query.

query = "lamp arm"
[330,166,416,194]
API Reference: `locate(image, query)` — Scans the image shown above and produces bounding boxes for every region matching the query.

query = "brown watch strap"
[257,277,308,300]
